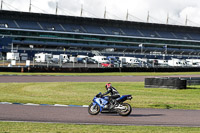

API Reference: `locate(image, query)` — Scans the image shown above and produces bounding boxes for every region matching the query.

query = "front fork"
[92,101,103,112]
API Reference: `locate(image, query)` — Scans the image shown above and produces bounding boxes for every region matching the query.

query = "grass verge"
[1,71,200,76]
[0,82,199,110]
[0,122,200,133]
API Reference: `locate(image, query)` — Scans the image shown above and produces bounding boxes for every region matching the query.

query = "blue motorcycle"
[88,92,132,116]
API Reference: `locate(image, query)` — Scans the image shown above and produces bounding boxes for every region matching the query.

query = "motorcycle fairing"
[93,97,109,112]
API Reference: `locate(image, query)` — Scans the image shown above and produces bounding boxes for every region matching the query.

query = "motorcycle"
[88,92,132,116]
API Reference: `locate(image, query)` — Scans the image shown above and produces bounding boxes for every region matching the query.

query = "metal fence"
[0,59,118,68]
[1,58,199,69]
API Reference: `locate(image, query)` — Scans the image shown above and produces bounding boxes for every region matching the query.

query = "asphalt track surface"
[0,74,200,127]
[1,75,200,83]
[0,104,200,127]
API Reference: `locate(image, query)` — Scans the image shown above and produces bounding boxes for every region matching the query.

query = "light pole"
[139,44,143,54]
[165,45,167,55]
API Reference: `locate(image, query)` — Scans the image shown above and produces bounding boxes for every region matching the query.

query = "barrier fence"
[145,77,200,89]
[1,59,199,69]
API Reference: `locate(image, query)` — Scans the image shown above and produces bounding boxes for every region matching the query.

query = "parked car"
[87,58,98,64]
[101,62,113,67]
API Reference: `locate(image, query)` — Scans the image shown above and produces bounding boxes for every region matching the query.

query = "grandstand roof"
[0,10,199,33]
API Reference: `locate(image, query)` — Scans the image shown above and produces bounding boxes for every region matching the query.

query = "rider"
[102,83,120,109]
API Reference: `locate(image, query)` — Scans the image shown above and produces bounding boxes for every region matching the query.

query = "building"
[1,10,200,60]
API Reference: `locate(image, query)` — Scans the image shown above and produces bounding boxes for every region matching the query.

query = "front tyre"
[118,103,132,116]
[88,103,100,115]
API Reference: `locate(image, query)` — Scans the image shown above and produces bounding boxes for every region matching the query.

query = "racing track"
[1,75,200,82]
[0,104,200,127]
[0,74,200,127]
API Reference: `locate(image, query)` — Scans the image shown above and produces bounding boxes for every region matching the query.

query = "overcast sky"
[1,0,200,27]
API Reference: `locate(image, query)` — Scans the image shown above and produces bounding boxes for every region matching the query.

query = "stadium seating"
[1,17,200,42]
[173,32,190,40]
[139,29,157,38]
[0,19,18,28]
[122,27,142,36]
[83,25,105,34]
[144,47,164,51]
[102,26,123,35]
[39,22,64,31]
[156,31,175,39]
[60,23,85,32]
[17,20,41,30]
[188,33,200,40]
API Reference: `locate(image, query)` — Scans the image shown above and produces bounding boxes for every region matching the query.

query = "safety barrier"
[145,77,187,89]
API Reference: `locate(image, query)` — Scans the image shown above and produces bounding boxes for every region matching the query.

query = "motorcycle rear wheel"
[118,103,132,116]
[88,103,100,115]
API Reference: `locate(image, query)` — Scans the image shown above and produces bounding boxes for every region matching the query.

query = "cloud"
[179,6,200,26]
[1,0,200,27]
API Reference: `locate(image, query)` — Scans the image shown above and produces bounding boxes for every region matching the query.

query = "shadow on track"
[99,112,164,117]
[129,114,164,117]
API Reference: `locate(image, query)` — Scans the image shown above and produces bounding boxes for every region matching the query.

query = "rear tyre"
[88,103,100,115]
[118,103,132,116]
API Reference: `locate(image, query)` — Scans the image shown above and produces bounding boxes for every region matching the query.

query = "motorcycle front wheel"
[88,103,100,115]
[118,103,132,116]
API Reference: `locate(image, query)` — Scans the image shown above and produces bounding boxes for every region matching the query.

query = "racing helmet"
[105,83,111,90]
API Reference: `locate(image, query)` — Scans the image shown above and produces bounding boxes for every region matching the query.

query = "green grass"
[0,82,199,110]
[0,122,200,133]
[0,83,200,132]
[1,71,200,76]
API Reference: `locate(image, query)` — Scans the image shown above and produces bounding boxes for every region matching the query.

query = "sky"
[1,0,200,27]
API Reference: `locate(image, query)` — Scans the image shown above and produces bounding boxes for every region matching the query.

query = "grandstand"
[1,10,200,60]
